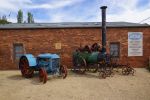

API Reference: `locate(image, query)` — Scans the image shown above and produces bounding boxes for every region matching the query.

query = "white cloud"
[29,0,84,9]
[0,0,32,13]
[107,8,150,23]
[0,0,150,24]
[45,0,150,24]
[104,0,150,24]
[0,0,83,12]
[0,0,85,23]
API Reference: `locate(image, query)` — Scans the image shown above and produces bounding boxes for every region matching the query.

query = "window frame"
[109,42,120,58]
[13,43,25,61]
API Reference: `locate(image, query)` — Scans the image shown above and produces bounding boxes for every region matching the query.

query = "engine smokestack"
[100,6,107,53]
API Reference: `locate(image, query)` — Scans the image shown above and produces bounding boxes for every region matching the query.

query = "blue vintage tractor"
[19,53,67,84]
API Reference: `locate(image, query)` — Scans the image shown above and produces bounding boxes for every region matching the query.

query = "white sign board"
[128,32,143,56]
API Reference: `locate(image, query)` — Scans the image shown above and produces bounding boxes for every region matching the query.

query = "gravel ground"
[0,68,150,100]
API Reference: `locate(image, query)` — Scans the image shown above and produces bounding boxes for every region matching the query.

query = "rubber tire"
[19,56,34,78]
[60,65,68,79]
[39,68,47,84]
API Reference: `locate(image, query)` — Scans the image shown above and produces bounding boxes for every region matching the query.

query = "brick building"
[0,22,150,70]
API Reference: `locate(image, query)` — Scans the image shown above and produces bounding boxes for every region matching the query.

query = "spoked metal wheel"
[99,69,106,79]
[130,68,135,75]
[105,64,114,77]
[19,56,34,78]
[122,67,129,75]
[39,68,47,84]
[88,64,99,73]
[75,57,86,74]
[98,63,107,79]
[60,65,68,79]
[126,66,135,76]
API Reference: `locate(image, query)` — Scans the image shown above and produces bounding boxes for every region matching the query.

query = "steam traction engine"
[72,6,135,78]
[72,6,112,78]
[19,53,67,84]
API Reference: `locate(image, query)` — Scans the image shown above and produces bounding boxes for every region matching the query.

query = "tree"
[0,15,11,24]
[2,15,7,20]
[27,12,34,23]
[17,9,23,23]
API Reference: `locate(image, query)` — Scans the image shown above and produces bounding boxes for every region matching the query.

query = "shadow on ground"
[7,74,24,80]
[7,70,125,85]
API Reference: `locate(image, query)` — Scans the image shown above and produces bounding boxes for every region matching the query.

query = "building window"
[13,43,25,61]
[110,42,120,57]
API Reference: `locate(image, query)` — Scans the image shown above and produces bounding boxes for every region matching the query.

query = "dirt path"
[0,68,150,100]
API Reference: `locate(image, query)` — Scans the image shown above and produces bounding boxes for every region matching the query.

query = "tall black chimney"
[100,6,107,53]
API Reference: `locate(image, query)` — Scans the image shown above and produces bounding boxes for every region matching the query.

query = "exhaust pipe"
[100,6,107,53]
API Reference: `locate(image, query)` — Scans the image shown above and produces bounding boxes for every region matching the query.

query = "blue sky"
[0,0,150,24]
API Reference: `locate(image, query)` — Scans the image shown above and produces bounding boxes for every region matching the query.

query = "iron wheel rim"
[19,56,34,78]
[39,68,47,84]
[60,65,68,79]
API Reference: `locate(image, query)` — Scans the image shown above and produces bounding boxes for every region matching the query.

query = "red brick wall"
[0,27,150,70]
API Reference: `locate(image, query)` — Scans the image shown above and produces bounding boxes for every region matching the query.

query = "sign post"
[128,32,143,56]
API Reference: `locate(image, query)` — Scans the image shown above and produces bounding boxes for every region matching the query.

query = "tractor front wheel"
[39,68,47,84]
[60,65,68,79]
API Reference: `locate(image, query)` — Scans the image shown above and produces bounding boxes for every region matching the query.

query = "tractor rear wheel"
[39,68,47,84]
[19,56,34,78]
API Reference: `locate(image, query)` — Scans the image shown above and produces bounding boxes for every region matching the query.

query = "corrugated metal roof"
[0,22,149,29]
